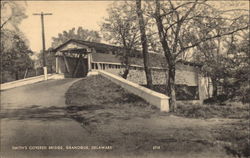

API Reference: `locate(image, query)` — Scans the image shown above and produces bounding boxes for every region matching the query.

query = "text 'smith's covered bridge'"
[52,39,212,103]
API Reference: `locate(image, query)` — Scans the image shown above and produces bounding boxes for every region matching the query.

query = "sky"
[19,1,113,52]
[15,0,249,53]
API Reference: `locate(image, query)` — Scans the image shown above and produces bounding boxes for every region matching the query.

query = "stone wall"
[127,69,167,85]
[103,63,209,102]
[104,63,199,87]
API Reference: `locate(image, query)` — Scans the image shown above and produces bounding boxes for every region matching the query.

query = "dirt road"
[0,79,107,158]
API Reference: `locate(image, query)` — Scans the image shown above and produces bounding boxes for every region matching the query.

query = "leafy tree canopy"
[1,1,34,82]
[101,2,140,49]
[1,29,34,81]
[1,1,27,30]
[51,27,101,48]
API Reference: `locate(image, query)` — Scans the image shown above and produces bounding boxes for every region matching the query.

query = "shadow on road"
[1,105,67,121]
[0,104,104,122]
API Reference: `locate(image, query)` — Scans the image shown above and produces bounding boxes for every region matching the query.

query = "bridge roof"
[52,39,202,68]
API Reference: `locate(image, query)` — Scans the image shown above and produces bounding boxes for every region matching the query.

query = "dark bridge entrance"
[54,46,91,78]
[62,56,88,78]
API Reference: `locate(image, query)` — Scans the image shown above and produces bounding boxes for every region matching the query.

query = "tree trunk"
[50,65,53,73]
[164,62,177,111]
[15,71,19,80]
[136,0,153,89]
[154,0,177,111]
[122,66,130,79]
[122,53,130,79]
[168,64,177,112]
[212,78,218,98]
[24,68,28,79]
[165,69,170,96]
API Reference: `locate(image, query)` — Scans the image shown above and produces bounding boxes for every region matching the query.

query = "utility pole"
[33,12,52,80]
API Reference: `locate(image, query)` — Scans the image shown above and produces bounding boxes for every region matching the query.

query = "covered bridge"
[52,39,211,102]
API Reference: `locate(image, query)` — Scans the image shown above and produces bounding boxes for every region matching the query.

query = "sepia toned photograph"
[0,0,249,158]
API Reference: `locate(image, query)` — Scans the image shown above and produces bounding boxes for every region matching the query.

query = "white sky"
[18,1,249,53]
[19,1,113,52]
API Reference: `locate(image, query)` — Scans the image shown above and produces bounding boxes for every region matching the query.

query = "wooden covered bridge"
[52,39,144,78]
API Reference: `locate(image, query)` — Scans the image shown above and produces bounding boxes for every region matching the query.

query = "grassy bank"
[175,102,250,119]
[65,75,249,158]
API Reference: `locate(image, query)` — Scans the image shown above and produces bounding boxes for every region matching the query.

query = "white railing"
[95,70,170,112]
[0,74,64,90]
[91,62,167,71]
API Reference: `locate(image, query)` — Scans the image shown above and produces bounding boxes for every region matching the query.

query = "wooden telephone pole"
[33,12,52,80]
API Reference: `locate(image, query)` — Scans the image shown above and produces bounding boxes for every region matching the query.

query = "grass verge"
[174,102,250,119]
[65,75,250,158]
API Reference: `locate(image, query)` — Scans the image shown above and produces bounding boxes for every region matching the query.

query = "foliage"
[1,2,34,82]
[101,2,140,49]
[143,0,249,111]
[1,1,27,30]
[51,27,101,48]
[99,1,249,109]
[225,33,250,103]
[100,1,141,78]
[188,3,250,101]
[35,48,56,73]
[195,25,249,102]
[1,29,34,82]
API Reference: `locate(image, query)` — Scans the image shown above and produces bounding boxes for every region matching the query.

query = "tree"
[101,2,141,79]
[1,1,34,82]
[1,1,27,30]
[1,30,34,82]
[135,0,153,88]
[224,32,249,103]
[151,0,249,111]
[51,27,101,48]
[191,3,249,99]
[235,37,250,103]
[35,48,56,73]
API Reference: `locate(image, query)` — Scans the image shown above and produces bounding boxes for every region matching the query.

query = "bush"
[203,95,229,105]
